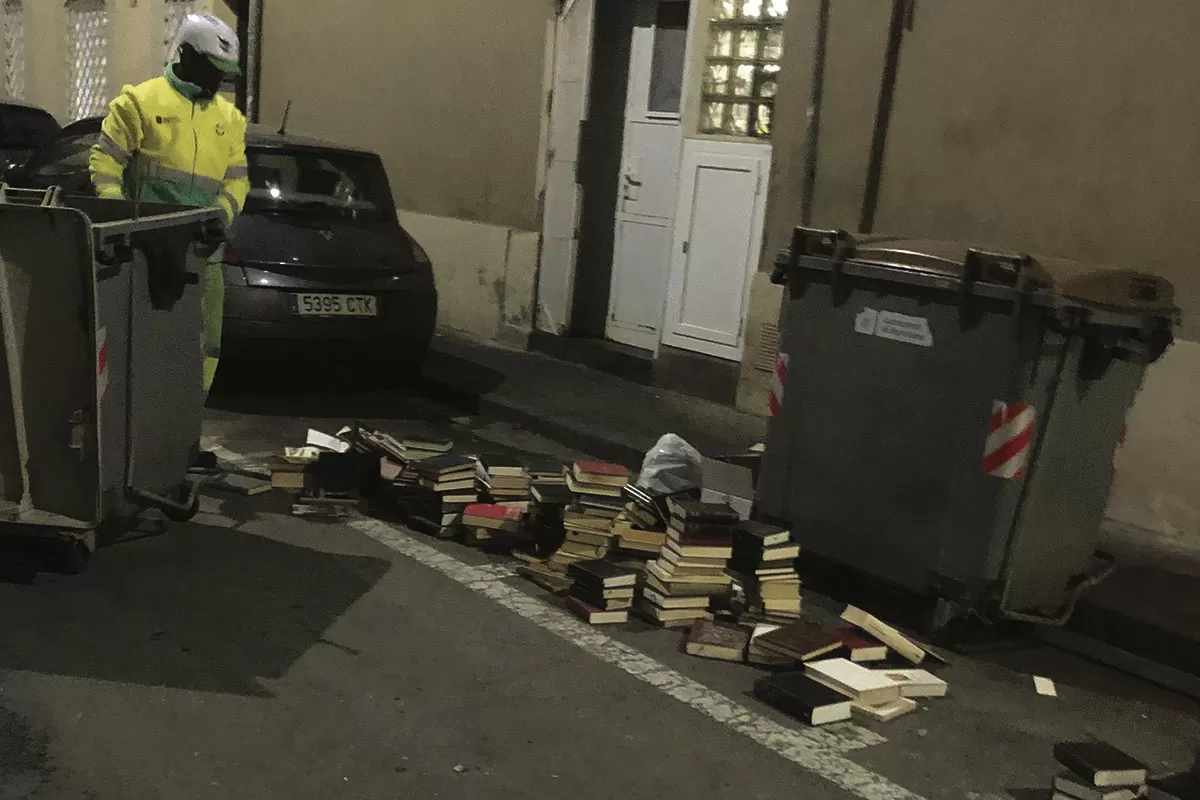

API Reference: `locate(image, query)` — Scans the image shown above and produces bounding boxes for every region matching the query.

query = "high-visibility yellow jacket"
[89,67,249,226]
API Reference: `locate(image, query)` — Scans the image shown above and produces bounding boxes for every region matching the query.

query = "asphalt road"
[1,371,1198,800]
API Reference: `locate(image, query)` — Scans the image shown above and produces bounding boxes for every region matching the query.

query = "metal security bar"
[162,0,196,67]
[3,0,24,100]
[65,0,111,121]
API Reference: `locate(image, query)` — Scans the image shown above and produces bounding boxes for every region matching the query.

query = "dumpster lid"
[782,227,1181,319]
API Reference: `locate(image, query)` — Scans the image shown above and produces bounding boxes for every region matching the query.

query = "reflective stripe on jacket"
[89,67,249,226]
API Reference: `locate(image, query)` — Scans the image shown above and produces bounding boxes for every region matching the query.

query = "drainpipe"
[237,0,265,122]
[858,0,914,234]
[799,0,831,226]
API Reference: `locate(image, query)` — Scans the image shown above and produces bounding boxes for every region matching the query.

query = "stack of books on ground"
[839,605,937,666]
[517,558,575,594]
[408,454,478,538]
[566,460,629,530]
[462,503,528,547]
[476,454,531,504]
[1052,742,1151,800]
[528,479,572,557]
[565,560,638,624]
[402,435,453,461]
[636,500,737,627]
[805,657,918,722]
[526,457,567,485]
[730,521,803,623]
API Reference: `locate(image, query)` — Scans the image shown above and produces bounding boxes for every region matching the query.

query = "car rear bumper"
[223,283,437,352]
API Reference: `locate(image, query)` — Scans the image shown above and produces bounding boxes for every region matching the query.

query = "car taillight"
[409,236,431,268]
[222,242,243,267]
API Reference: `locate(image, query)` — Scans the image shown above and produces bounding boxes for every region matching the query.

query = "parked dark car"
[11,119,438,373]
[0,100,60,178]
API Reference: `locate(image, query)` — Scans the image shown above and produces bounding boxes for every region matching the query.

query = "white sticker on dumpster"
[855,308,933,348]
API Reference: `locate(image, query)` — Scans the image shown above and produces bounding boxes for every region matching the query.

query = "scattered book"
[568,559,639,589]
[636,600,713,627]
[805,658,902,706]
[841,605,927,665]
[852,696,918,722]
[752,619,843,663]
[402,435,452,454]
[211,473,272,496]
[566,595,628,625]
[876,668,948,698]
[1054,772,1146,800]
[666,498,740,525]
[531,481,574,505]
[735,520,792,548]
[462,503,524,533]
[754,672,852,727]
[685,619,750,662]
[642,587,711,610]
[1053,742,1149,788]
[572,460,631,488]
[830,627,888,662]
[747,623,791,666]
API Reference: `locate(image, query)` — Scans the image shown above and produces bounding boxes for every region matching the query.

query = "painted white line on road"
[205,440,925,800]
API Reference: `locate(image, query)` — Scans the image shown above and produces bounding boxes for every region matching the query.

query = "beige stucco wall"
[739,0,1200,546]
[257,0,554,345]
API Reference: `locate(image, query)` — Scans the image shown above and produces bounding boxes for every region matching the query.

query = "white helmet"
[177,13,240,75]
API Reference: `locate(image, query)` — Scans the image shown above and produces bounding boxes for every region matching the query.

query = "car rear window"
[244,148,394,223]
[0,106,61,150]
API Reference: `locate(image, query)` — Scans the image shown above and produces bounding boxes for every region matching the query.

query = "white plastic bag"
[636,433,703,493]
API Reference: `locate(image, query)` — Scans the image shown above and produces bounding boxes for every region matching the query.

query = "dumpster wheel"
[58,538,92,574]
[162,482,201,523]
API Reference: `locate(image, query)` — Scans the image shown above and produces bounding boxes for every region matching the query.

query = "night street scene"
[0,2,1198,799]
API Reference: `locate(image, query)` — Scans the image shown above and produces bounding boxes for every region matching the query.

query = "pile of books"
[528,478,572,557]
[526,457,567,486]
[475,454,531,504]
[565,559,638,624]
[409,454,478,538]
[550,460,630,568]
[637,500,737,627]
[730,521,803,622]
[1051,742,1152,800]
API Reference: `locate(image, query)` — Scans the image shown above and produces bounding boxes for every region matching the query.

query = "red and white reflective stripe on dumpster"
[983,401,1035,479]
[768,352,789,416]
[97,327,109,400]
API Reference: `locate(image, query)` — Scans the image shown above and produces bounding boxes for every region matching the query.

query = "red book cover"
[573,460,631,478]
[463,503,525,522]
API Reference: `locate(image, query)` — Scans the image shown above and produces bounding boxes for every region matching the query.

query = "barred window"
[163,0,196,67]
[65,0,110,121]
[3,0,24,100]
[699,0,787,138]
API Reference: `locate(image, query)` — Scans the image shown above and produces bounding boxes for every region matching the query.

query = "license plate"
[288,293,378,317]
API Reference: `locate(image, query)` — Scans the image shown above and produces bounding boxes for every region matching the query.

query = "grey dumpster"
[756,227,1179,625]
[0,186,223,564]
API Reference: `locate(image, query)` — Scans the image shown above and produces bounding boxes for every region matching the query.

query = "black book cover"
[568,583,631,610]
[532,481,574,505]
[415,454,476,477]
[753,672,850,726]
[668,499,740,524]
[567,559,638,587]
[735,520,793,547]
[476,453,525,473]
[1054,742,1148,787]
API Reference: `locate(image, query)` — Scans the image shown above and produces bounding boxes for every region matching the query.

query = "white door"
[605,0,690,351]
[662,141,771,360]
[537,0,596,335]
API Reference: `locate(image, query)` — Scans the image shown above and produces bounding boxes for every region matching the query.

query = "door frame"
[661,137,772,362]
